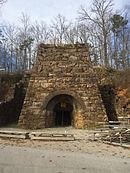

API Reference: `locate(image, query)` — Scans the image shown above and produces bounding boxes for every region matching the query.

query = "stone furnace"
[18,44,107,129]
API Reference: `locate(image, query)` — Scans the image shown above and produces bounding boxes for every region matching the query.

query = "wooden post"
[119,132,122,146]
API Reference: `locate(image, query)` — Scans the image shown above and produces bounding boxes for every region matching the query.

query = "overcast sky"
[0,0,130,25]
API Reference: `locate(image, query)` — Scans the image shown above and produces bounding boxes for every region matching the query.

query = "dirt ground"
[0,127,130,159]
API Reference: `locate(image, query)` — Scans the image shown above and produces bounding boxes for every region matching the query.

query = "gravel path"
[0,144,130,173]
[0,127,130,159]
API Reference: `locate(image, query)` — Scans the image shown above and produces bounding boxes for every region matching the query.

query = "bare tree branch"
[78,0,113,67]
[0,0,7,5]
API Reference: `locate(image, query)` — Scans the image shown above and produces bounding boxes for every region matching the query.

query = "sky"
[0,0,130,25]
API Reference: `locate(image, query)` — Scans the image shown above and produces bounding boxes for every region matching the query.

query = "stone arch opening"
[54,100,73,127]
[45,94,80,128]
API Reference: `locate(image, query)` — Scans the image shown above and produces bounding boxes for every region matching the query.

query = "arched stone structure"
[42,90,86,110]
[18,44,107,129]
[45,94,74,128]
[44,92,85,128]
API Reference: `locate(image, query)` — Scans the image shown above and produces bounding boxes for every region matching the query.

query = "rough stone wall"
[99,85,118,121]
[0,74,27,127]
[18,44,107,129]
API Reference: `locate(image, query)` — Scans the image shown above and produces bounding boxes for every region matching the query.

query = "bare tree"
[2,24,18,72]
[65,22,90,46]
[64,24,78,44]
[31,21,49,44]
[50,14,71,44]
[79,0,113,67]
[17,13,34,71]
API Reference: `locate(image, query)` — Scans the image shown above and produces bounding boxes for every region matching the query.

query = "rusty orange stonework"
[18,44,107,129]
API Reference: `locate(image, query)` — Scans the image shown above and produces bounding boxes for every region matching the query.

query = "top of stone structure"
[38,43,89,49]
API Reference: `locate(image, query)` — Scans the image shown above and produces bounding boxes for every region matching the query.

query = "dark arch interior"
[54,101,73,127]
[46,94,75,127]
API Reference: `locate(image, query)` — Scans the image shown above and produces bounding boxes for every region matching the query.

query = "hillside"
[95,67,130,119]
[0,73,29,126]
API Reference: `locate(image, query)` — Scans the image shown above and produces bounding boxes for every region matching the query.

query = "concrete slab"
[0,130,29,139]
[0,128,75,141]
[29,132,75,141]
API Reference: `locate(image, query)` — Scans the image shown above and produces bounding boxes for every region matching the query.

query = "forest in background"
[0,0,130,73]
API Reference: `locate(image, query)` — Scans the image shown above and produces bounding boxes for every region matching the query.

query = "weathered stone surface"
[18,44,107,129]
[0,74,28,127]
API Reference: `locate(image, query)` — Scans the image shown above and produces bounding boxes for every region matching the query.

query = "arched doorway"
[54,100,73,127]
[45,94,75,128]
